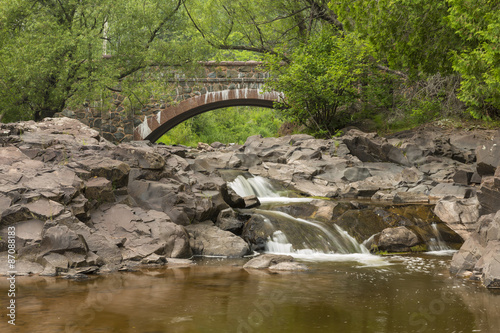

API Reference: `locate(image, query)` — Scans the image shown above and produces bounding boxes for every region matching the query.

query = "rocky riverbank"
[0,118,499,287]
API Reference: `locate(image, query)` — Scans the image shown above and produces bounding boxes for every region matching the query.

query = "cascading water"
[428,223,453,253]
[257,209,369,255]
[229,174,372,259]
[228,175,312,203]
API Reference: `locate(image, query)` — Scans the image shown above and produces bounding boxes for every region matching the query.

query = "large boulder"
[450,211,500,288]
[434,197,479,240]
[90,204,192,261]
[185,221,250,257]
[376,226,420,252]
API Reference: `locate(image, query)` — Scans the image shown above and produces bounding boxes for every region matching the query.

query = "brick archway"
[134,89,281,142]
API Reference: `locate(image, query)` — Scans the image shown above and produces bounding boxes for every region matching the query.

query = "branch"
[306,0,343,31]
[375,64,408,78]
[255,7,311,25]
[147,0,183,47]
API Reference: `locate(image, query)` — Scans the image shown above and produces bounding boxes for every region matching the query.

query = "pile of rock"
[1,118,499,287]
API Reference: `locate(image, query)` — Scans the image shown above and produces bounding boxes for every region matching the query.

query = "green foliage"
[447,0,500,119]
[0,0,199,122]
[264,30,375,137]
[331,0,462,77]
[157,106,282,146]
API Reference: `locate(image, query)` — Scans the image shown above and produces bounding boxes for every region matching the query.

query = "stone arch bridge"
[62,61,281,143]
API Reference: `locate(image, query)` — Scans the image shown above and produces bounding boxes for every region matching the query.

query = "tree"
[183,0,342,61]
[447,0,500,118]
[264,30,374,137]
[329,0,464,78]
[0,0,194,122]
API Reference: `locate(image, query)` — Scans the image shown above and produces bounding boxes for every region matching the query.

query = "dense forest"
[0,0,499,144]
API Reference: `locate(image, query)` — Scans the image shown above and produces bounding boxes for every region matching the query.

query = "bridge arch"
[134,88,281,142]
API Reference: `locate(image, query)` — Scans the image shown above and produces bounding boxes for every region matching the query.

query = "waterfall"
[228,175,312,203]
[256,210,369,255]
[229,174,377,262]
[428,223,452,252]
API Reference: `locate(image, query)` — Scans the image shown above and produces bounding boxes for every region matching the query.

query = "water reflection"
[0,256,499,332]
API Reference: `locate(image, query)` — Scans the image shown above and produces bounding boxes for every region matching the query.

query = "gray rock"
[342,167,372,182]
[477,172,500,215]
[429,183,474,200]
[141,254,167,265]
[216,208,246,234]
[476,138,500,176]
[377,226,420,252]
[113,143,165,170]
[434,197,479,240]
[220,183,245,208]
[25,198,65,220]
[0,257,44,276]
[243,195,260,208]
[38,253,69,273]
[185,221,250,257]
[450,211,500,288]
[38,225,88,256]
[77,157,130,187]
[85,177,115,202]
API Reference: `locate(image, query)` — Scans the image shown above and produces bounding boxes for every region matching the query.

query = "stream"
[1,175,500,332]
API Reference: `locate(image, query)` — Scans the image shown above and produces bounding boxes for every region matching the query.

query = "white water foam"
[228,175,313,203]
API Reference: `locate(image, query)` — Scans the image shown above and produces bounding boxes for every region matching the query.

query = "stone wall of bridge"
[57,61,271,143]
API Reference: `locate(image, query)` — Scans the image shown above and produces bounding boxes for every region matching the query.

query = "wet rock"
[453,170,474,185]
[185,221,250,257]
[242,214,276,251]
[377,226,420,252]
[393,192,429,204]
[434,197,479,240]
[243,254,294,269]
[220,183,245,208]
[216,208,246,234]
[243,195,260,208]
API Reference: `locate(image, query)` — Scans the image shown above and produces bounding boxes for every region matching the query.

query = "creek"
[1,175,499,332]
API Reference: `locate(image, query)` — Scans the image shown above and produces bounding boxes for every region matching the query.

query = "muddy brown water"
[1,254,500,333]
